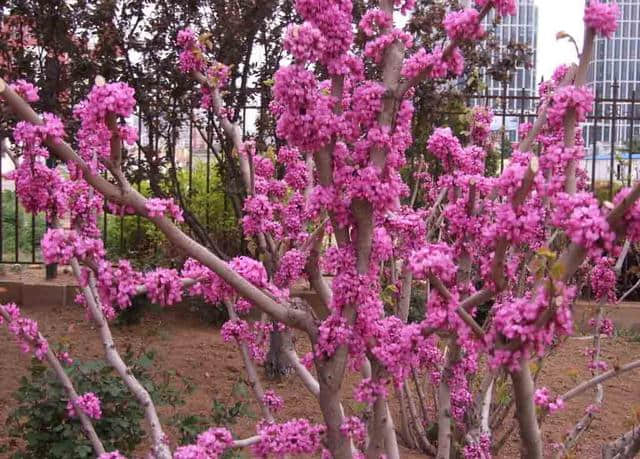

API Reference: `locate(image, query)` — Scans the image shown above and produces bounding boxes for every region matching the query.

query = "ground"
[1,278,640,458]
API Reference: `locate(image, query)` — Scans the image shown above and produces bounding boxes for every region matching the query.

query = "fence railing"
[1,85,638,264]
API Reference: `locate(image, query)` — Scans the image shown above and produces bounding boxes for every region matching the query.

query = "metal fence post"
[610,81,619,200]
[630,90,637,186]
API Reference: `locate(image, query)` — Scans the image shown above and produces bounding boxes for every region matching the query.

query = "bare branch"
[70,260,171,459]
[561,359,640,403]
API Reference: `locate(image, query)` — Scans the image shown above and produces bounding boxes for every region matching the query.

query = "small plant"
[172,380,253,446]
[6,350,181,459]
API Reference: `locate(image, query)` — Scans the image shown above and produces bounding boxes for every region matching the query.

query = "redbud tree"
[1,0,639,458]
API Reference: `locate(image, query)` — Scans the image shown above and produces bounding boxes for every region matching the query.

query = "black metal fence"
[0,85,638,264]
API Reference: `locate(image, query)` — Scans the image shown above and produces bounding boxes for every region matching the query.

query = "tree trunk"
[265,322,292,380]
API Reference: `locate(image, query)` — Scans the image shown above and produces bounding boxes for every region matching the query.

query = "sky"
[535,0,585,81]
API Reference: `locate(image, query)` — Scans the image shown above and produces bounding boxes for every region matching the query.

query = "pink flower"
[340,416,366,447]
[145,198,184,222]
[475,0,517,16]
[359,9,392,37]
[590,257,617,303]
[409,243,458,284]
[262,390,284,412]
[463,433,491,459]
[444,9,485,41]
[1,303,49,360]
[10,79,40,102]
[174,427,233,459]
[354,378,388,404]
[534,387,550,406]
[177,28,197,48]
[585,1,619,38]
[98,452,127,459]
[252,419,326,458]
[144,268,183,306]
[67,392,102,420]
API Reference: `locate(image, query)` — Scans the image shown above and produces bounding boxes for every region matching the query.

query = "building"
[584,0,640,150]
[475,0,539,141]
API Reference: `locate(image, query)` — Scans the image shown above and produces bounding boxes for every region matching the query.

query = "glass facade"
[585,0,640,148]
[479,0,539,113]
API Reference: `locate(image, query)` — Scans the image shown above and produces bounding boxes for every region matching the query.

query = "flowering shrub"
[2,0,638,458]
[6,352,179,458]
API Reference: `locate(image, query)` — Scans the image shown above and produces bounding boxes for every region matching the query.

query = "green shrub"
[1,190,46,262]
[171,380,253,446]
[594,180,623,203]
[6,350,182,458]
[104,162,241,268]
[114,294,229,328]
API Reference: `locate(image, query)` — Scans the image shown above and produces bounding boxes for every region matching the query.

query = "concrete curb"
[0,280,77,308]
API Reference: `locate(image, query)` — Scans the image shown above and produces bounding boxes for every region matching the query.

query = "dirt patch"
[0,300,639,458]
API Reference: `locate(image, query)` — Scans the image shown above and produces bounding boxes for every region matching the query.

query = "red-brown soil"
[1,297,639,458]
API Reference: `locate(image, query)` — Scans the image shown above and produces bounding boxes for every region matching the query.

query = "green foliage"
[171,380,253,446]
[408,289,426,324]
[114,294,163,327]
[114,294,228,329]
[594,180,624,203]
[484,144,501,177]
[104,162,240,268]
[6,350,182,459]
[1,190,46,262]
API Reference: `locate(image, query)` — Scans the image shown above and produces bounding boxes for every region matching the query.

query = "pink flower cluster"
[354,377,388,404]
[409,243,458,284]
[364,29,413,64]
[613,187,640,241]
[370,317,443,386]
[402,47,464,80]
[547,86,594,131]
[73,81,138,169]
[340,416,366,448]
[176,28,231,108]
[470,106,493,147]
[487,283,575,370]
[252,419,326,458]
[589,316,615,337]
[444,8,485,41]
[92,260,143,318]
[10,79,40,102]
[271,65,335,152]
[551,192,614,259]
[145,198,185,222]
[262,389,284,412]
[0,303,49,360]
[144,268,183,306]
[462,433,491,459]
[9,113,68,220]
[475,0,517,16]
[174,427,233,459]
[67,392,102,420]
[590,257,617,303]
[359,8,392,37]
[584,1,619,38]
[275,249,307,287]
[283,22,325,63]
[221,319,270,363]
[293,0,353,66]
[426,127,481,173]
[534,387,565,413]
[7,161,67,220]
[98,452,127,459]
[41,229,105,265]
